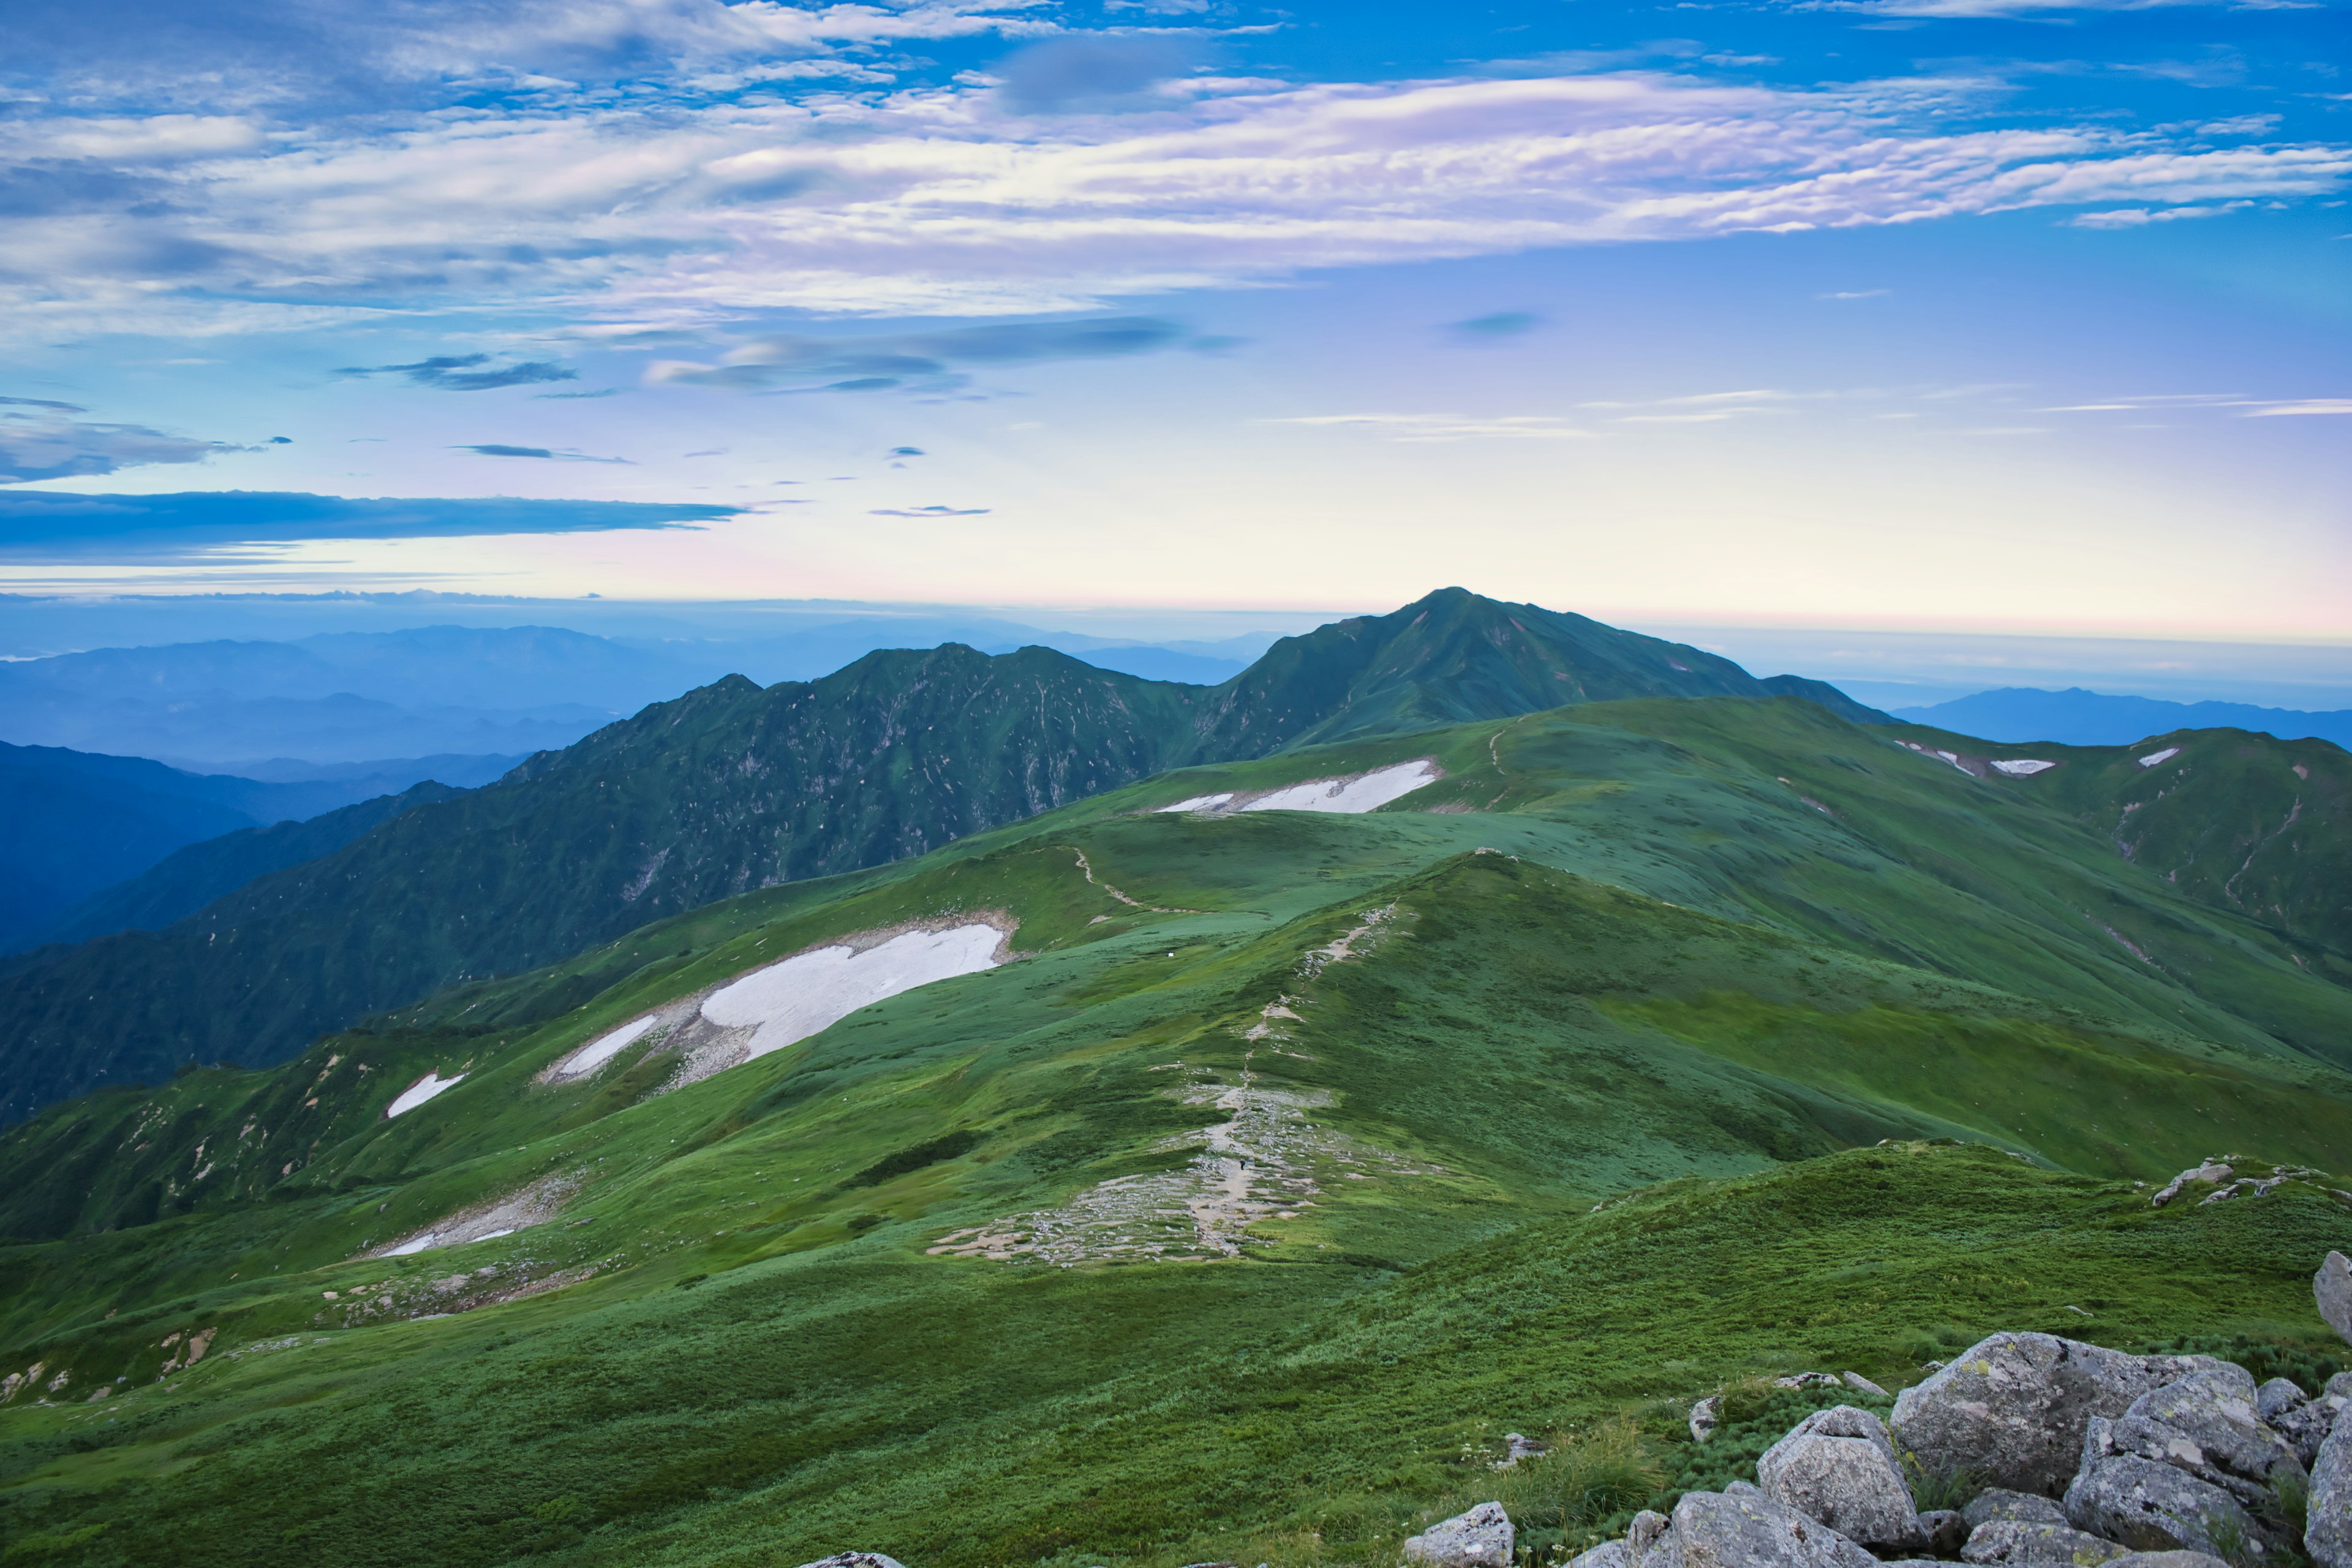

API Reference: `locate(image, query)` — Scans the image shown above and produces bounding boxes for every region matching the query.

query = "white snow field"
[1991,759,2057,776]
[550,1015,658,1081]
[384,1071,465,1118]
[1238,760,1441,814]
[1156,792,1234,814]
[2139,747,2182,768]
[700,924,1006,1061]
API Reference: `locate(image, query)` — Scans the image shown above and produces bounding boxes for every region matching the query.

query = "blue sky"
[0,0,2345,638]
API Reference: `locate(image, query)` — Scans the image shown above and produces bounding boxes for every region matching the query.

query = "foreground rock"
[1891,1335,2217,1496]
[796,1555,908,1568]
[1757,1406,1921,1551]
[2312,1412,2352,1568]
[1960,1518,2128,1567]
[2062,1447,2266,1560]
[1646,1483,1877,1568]
[1406,1502,1515,1568]
[2125,1365,2304,1494]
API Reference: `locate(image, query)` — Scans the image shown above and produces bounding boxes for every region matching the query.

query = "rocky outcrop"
[795,1555,908,1568]
[1891,1335,2217,1498]
[1406,1502,1515,1568]
[1757,1407,1921,1551]
[1964,1491,2072,1529]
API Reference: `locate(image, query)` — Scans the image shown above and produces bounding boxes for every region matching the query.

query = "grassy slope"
[2,700,2350,1566]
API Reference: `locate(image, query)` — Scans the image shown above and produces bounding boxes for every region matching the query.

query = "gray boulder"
[1893,1335,2220,1498]
[1405,1502,1515,1568]
[1966,1491,2073,1530]
[1646,1486,1877,1568]
[2062,1453,2264,1559]
[1920,1510,1970,1556]
[2103,1555,2229,1568]
[2253,1380,2305,1424]
[1758,1407,1920,1550]
[2127,1368,2304,1489]
[1961,1520,2128,1567]
[2311,1411,2352,1568]
[2274,1396,2342,1469]
[1570,1543,1629,1568]
[1631,1510,1672,1556]
[2081,1411,2280,1509]
[1692,1397,1722,1445]
[2320,1254,2352,1349]
[796,1557,908,1568]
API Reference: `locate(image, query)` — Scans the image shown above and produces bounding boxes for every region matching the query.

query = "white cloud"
[0,67,2345,335]
[1273,413,1594,441]
[2242,399,2352,416]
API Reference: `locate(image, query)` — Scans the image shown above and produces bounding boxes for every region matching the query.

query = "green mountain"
[1882,720,2352,980]
[0,695,2345,1568]
[0,592,1881,1123]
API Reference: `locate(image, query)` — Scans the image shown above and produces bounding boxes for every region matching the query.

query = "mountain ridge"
[0,590,1881,1122]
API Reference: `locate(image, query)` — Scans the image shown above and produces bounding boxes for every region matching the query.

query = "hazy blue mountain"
[1024,644,1248,684]
[1893,687,2352,750]
[26,781,467,951]
[0,744,486,952]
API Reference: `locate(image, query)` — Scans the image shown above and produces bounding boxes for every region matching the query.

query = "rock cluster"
[1538,1315,2351,1568]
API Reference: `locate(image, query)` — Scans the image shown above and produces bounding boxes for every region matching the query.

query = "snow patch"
[368,1175,577,1259]
[1156,792,1234,813]
[2139,747,2181,768]
[699,924,1006,1062]
[1240,760,1441,813]
[1991,758,2057,776]
[550,1016,658,1081]
[385,1071,465,1118]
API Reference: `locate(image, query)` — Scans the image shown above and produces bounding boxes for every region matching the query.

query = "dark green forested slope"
[0,590,1874,1122]
[0,646,1200,1120]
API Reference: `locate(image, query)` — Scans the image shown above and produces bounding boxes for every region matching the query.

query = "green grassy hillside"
[1,697,2348,1567]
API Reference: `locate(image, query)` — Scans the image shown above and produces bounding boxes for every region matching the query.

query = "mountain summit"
[1194,587,1882,752]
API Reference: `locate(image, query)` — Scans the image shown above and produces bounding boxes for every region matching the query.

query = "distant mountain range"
[1893,686,2352,750]
[0,620,1254,769]
[0,589,1880,1120]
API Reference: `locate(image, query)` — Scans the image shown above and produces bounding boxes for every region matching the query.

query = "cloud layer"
[2,64,2343,335]
[0,490,733,561]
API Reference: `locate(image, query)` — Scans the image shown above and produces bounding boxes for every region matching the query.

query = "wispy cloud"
[1273,413,1593,441]
[1,67,2342,334]
[0,402,234,483]
[454,443,632,462]
[870,504,992,516]
[341,355,578,392]
[650,318,1196,393]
